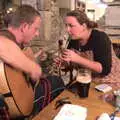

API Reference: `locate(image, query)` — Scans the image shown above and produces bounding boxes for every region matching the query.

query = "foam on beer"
[76,74,91,84]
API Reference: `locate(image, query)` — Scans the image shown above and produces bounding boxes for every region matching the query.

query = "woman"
[61,10,120,89]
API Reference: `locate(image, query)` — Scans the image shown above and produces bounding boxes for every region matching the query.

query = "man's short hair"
[4,4,41,28]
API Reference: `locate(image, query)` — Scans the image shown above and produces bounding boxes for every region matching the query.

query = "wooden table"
[32,84,119,120]
[112,39,120,44]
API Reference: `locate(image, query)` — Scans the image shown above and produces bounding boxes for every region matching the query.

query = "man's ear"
[20,23,29,33]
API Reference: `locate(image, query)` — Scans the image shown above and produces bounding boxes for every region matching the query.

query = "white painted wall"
[58,0,107,21]
[86,2,107,21]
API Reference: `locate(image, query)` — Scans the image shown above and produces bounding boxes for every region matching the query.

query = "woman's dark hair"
[3,4,41,28]
[66,10,98,28]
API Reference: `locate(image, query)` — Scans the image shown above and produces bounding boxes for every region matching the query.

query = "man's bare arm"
[0,36,42,81]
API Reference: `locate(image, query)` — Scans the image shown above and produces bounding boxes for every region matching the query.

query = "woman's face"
[64,16,85,40]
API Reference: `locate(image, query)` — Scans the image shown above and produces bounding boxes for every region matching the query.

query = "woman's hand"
[62,49,102,74]
[61,49,80,63]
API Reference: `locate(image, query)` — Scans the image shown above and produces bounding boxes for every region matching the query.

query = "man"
[1,5,42,81]
[0,4,64,118]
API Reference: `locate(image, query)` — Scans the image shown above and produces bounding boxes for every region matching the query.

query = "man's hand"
[29,63,42,81]
[34,49,47,61]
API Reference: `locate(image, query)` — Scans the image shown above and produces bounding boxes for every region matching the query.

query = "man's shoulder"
[0,35,8,40]
[0,35,16,45]
[0,30,16,41]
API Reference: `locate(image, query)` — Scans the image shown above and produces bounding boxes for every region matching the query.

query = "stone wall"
[104,0,120,58]
[105,1,120,41]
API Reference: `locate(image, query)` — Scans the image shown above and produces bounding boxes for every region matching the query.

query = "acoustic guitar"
[0,48,34,118]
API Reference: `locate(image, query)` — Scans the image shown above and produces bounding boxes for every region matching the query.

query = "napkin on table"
[53,104,87,120]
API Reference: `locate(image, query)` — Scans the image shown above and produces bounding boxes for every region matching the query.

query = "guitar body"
[0,59,34,118]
